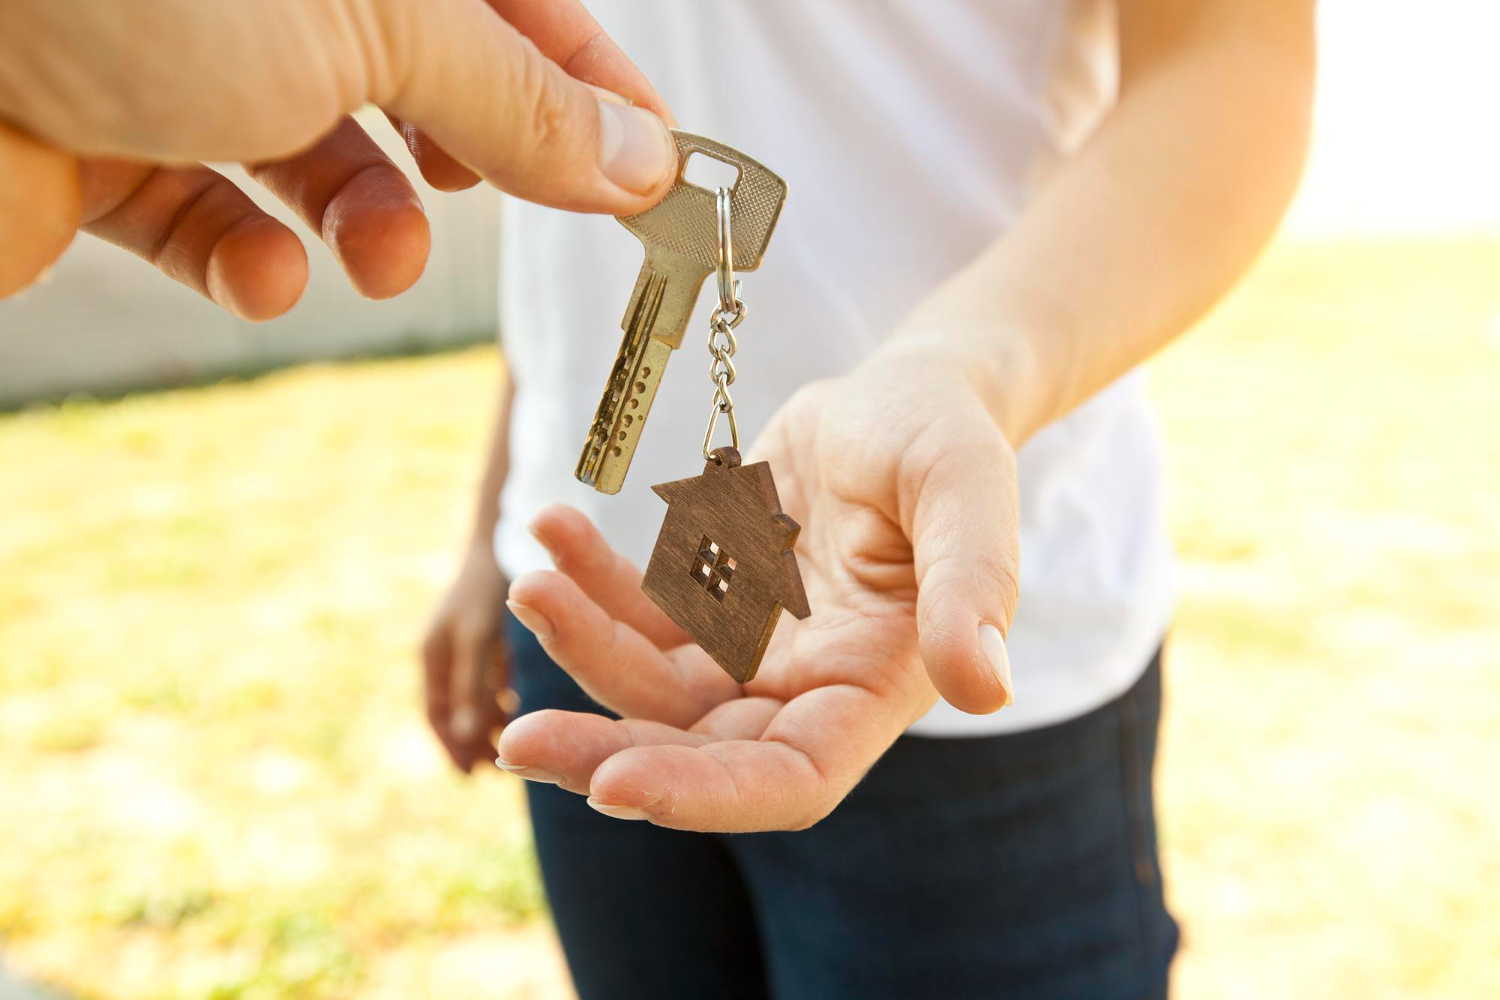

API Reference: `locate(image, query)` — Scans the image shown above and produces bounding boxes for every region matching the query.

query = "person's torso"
[497,0,1174,735]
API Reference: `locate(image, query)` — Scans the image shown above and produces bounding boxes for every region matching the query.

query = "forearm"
[467,364,514,545]
[887,1,1315,446]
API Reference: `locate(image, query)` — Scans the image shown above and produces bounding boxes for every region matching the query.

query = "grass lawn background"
[2,238,1497,998]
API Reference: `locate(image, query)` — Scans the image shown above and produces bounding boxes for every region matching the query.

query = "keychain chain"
[636,147,809,686]
[703,186,746,462]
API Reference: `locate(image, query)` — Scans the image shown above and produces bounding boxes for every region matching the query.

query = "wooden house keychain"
[641,186,810,683]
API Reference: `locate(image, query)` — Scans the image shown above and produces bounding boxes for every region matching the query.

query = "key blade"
[620,131,788,273]
[620,247,709,351]
[575,251,708,493]
[575,335,672,494]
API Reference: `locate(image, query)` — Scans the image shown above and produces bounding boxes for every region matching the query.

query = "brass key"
[575,131,788,494]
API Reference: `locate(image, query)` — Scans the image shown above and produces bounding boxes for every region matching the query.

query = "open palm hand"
[499,356,1020,832]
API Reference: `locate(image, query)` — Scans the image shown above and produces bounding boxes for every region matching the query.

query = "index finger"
[248,116,430,300]
[79,159,308,321]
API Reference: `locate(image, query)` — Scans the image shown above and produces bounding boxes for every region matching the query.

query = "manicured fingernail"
[597,100,674,194]
[587,798,650,821]
[494,758,561,784]
[506,600,554,643]
[979,622,1014,707]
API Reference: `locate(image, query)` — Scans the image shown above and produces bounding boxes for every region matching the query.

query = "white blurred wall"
[0,109,499,408]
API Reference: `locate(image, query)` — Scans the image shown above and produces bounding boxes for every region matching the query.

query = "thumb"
[902,416,1021,714]
[375,0,676,214]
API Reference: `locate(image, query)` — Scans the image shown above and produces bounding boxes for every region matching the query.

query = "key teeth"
[575,268,669,493]
[575,333,673,495]
[576,431,626,494]
[574,451,598,487]
[583,472,622,496]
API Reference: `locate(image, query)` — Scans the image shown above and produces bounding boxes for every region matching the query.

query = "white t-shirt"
[495,0,1175,736]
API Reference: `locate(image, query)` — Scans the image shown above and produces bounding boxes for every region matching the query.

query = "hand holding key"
[501,353,1019,832]
[0,0,676,310]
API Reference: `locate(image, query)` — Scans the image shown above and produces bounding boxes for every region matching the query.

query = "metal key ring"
[715,186,737,314]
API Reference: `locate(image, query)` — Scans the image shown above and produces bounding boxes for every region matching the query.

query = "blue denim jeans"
[509,617,1178,1000]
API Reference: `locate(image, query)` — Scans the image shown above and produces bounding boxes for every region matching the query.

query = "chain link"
[703,187,747,461]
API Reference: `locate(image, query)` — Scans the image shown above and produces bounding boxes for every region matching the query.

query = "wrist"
[868,323,1041,446]
[464,526,497,555]
[469,495,503,551]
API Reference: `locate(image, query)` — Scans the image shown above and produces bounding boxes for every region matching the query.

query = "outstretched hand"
[498,355,1020,832]
[0,0,676,313]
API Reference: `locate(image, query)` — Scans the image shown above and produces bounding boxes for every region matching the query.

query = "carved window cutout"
[690,536,736,601]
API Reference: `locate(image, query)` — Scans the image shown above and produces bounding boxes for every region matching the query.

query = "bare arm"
[420,363,515,772]
[492,0,1322,832]
[888,0,1317,445]
[468,366,515,545]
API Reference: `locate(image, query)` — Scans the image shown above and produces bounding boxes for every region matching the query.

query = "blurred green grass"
[0,354,552,999]
[1,238,1498,999]
[1152,238,1500,1000]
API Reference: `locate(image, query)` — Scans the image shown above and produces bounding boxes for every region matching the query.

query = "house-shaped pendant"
[642,447,810,683]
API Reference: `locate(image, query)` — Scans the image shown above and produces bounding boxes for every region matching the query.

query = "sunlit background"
[2,2,1498,998]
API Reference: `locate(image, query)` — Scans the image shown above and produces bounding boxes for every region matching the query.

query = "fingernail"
[506,600,554,643]
[979,622,1014,708]
[494,758,561,784]
[587,797,650,821]
[597,100,674,194]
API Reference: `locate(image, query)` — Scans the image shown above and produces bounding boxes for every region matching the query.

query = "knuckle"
[530,88,572,151]
[527,84,574,156]
[916,568,966,625]
[998,547,1021,592]
[513,39,578,152]
[894,413,966,509]
[988,557,1022,627]
[920,549,1020,632]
